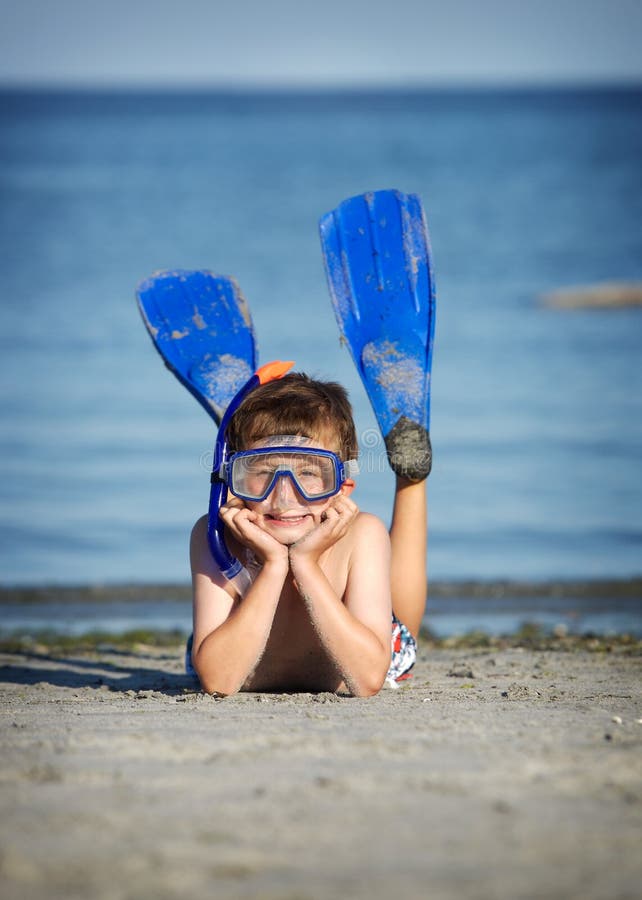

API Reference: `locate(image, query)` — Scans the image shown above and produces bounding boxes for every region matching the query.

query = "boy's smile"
[250,482,331,543]
[263,512,315,533]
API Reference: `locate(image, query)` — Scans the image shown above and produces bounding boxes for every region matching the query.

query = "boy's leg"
[389,477,427,639]
[319,193,435,641]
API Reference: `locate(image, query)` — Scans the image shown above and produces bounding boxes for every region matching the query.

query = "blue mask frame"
[222,446,357,503]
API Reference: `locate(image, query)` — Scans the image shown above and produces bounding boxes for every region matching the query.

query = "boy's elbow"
[351,681,384,699]
[350,662,389,698]
[346,631,393,698]
[198,674,240,697]
[352,682,383,699]
[193,659,242,698]
[367,671,388,697]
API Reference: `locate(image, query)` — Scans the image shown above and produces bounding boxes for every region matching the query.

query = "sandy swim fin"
[319,190,436,480]
[136,269,257,424]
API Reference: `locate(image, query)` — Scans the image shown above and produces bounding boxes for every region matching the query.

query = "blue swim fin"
[319,190,436,480]
[136,269,257,424]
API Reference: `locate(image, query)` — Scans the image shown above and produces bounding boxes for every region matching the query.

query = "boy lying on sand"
[136,192,435,698]
[188,371,428,697]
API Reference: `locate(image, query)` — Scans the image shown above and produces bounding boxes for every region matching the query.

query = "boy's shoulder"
[192,513,208,533]
[349,510,390,548]
[190,514,209,550]
[352,510,388,531]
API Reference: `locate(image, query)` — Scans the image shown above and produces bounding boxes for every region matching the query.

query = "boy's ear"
[340,480,356,497]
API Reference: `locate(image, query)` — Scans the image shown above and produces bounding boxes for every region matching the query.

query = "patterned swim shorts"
[185,614,416,687]
[386,615,417,687]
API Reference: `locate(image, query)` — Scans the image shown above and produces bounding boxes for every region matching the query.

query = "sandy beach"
[1,636,641,900]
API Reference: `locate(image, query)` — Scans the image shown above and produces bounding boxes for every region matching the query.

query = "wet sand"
[1,638,641,900]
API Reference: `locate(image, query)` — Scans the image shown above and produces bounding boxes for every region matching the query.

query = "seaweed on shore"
[418,622,642,655]
[0,628,187,655]
[1,624,640,657]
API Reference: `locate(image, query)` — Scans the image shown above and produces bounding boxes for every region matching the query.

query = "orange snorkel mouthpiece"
[255,360,295,384]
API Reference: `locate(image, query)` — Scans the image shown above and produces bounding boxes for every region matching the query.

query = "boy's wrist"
[287,549,321,578]
[259,556,290,578]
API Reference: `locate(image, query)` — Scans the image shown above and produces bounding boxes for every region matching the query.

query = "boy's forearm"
[289,558,389,697]
[193,560,287,695]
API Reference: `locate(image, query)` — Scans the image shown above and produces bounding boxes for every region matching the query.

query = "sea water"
[1,88,641,596]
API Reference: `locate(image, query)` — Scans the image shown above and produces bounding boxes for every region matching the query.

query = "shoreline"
[2,628,641,656]
[2,576,641,603]
[1,639,640,899]
[2,579,641,644]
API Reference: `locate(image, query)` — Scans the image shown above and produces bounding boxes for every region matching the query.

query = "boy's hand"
[219,500,289,567]
[289,494,358,565]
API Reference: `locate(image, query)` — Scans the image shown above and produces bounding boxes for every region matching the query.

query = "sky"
[1,0,641,88]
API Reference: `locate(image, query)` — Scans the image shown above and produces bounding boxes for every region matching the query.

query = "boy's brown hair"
[227,372,358,460]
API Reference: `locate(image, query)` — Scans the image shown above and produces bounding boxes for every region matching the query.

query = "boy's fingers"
[233,512,261,534]
[219,507,257,541]
[319,503,354,537]
[220,496,245,512]
[329,496,357,519]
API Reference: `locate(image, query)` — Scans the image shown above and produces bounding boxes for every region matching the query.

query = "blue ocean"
[1,88,641,634]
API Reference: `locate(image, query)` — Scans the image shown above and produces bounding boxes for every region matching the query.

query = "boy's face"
[241,433,353,545]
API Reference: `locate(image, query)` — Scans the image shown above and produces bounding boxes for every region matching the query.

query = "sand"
[1,638,641,900]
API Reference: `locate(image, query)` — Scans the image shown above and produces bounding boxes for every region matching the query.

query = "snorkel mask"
[223,439,358,503]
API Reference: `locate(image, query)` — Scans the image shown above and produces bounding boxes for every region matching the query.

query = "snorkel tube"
[207,360,294,597]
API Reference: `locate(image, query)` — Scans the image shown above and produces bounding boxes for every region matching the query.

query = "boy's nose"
[270,472,301,507]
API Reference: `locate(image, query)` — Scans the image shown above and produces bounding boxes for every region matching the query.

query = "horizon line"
[1,76,642,94]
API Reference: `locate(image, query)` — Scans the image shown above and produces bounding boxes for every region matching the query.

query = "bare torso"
[238,544,348,692]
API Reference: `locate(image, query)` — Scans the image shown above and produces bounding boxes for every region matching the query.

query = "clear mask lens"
[230,449,340,501]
